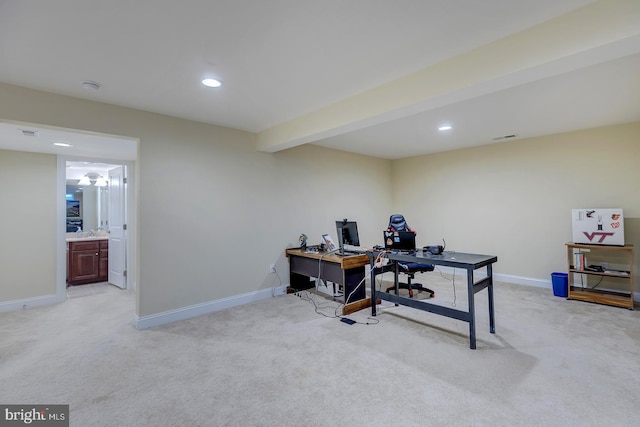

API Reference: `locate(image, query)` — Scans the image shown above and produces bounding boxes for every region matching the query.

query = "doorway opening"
[58,155,136,303]
[51,125,138,307]
[65,161,129,297]
[0,119,137,311]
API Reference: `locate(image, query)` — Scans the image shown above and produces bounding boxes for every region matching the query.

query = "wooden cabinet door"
[69,248,99,284]
[99,248,109,281]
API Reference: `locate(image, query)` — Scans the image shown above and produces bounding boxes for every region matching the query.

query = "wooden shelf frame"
[566,243,634,310]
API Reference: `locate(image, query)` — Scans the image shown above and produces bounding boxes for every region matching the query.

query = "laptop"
[383,230,416,251]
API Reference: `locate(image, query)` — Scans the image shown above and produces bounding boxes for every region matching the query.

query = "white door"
[108,166,127,289]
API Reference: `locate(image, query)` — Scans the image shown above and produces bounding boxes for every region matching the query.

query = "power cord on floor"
[293,290,341,318]
[270,264,283,297]
[291,279,379,325]
[334,275,379,325]
[435,266,457,307]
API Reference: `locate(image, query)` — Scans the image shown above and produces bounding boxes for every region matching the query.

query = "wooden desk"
[286,248,372,315]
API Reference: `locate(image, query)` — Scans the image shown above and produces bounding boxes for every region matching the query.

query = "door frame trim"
[57,155,137,299]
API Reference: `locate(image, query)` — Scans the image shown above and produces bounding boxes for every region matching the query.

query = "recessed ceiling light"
[202,78,222,88]
[438,125,452,131]
[53,142,73,147]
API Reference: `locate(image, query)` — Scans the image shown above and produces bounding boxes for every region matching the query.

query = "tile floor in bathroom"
[66,282,112,299]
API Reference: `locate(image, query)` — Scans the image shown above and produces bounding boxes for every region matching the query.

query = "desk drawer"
[69,241,99,251]
[290,255,344,284]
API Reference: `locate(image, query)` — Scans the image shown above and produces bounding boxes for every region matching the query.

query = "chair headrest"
[388,214,408,231]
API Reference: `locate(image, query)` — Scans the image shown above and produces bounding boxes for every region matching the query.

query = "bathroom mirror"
[66,161,118,233]
[65,181,108,232]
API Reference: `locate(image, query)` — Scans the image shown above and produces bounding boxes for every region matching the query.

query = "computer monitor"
[336,219,360,255]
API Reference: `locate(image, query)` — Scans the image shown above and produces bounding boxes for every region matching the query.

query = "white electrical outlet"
[269,264,276,273]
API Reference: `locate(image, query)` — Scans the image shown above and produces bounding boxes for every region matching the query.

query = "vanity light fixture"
[202,78,222,88]
[78,172,107,187]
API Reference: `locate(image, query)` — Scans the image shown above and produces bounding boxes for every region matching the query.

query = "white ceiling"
[315,52,640,158]
[0,0,638,160]
[0,122,137,160]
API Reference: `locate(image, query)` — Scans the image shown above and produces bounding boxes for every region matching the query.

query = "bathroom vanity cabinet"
[67,239,108,285]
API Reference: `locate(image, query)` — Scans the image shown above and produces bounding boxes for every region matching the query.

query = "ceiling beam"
[256,0,640,153]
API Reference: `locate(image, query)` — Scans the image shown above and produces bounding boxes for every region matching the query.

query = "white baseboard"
[0,294,64,313]
[434,266,639,302]
[494,272,640,301]
[134,284,289,330]
[493,272,551,289]
[432,266,561,289]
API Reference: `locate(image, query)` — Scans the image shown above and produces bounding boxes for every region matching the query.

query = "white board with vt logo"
[571,208,624,246]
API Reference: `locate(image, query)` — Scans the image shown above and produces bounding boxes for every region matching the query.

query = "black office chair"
[383,214,435,299]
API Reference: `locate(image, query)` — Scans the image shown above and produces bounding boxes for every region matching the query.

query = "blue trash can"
[551,272,568,297]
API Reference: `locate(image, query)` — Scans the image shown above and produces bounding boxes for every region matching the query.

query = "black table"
[369,249,498,349]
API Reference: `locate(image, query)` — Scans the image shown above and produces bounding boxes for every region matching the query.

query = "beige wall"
[139,124,390,315]
[392,122,640,287]
[0,83,391,317]
[0,149,57,300]
[1,81,636,318]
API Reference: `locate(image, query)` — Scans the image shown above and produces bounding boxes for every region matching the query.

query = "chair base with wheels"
[385,262,435,298]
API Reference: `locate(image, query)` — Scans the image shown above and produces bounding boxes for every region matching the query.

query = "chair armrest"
[373,262,396,275]
[401,262,434,272]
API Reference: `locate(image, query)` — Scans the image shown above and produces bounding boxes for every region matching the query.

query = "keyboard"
[392,250,416,255]
[340,251,362,256]
[339,245,365,255]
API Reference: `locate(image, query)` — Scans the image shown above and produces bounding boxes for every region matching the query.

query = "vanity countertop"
[66,235,109,242]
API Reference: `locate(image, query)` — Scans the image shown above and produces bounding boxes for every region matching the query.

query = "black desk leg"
[370,258,377,316]
[394,262,400,306]
[487,264,495,334]
[467,269,476,350]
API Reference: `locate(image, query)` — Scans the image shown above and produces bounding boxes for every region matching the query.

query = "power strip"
[374,257,389,269]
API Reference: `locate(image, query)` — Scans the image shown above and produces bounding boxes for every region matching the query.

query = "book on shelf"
[604,270,630,276]
[573,253,585,270]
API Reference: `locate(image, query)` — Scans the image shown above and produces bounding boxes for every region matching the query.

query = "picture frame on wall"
[66,200,80,218]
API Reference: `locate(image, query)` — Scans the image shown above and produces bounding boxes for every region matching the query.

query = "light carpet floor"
[1,275,639,427]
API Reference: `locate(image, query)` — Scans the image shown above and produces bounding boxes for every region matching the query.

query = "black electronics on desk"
[336,219,360,255]
[423,239,446,255]
[383,230,416,251]
[424,245,444,255]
